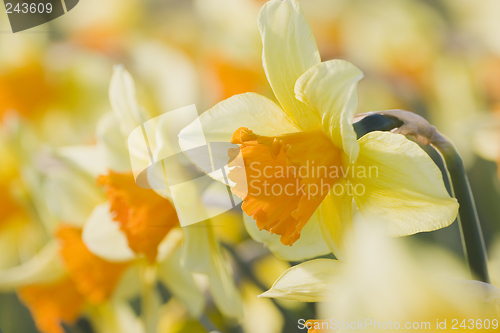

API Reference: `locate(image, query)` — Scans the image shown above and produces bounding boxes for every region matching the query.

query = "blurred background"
[1,0,500,332]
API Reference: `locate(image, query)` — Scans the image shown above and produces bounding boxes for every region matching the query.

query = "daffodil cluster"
[1,0,500,333]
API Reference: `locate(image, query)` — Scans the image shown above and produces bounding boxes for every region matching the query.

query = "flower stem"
[353,112,490,283]
[140,262,158,333]
[431,138,490,283]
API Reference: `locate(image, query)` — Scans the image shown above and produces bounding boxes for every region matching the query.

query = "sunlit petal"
[259,0,321,130]
[158,249,205,318]
[259,259,343,302]
[243,209,331,262]
[352,132,459,236]
[109,65,149,137]
[0,242,65,290]
[82,204,136,263]
[295,60,363,163]
[317,179,354,261]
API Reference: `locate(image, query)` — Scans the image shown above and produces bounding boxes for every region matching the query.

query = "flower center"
[229,127,342,246]
[97,171,179,262]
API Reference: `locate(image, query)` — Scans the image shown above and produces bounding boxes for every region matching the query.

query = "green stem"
[432,139,490,283]
[140,263,158,333]
[353,114,490,283]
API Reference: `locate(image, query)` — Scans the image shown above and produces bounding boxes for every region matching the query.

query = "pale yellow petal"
[243,210,331,262]
[55,145,108,178]
[208,246,243,319]
[181,222,213,275]
[259,0,321,130]
[181,221,243,318]
[317,178,354,262]
[88,303,145,333]
[82,204,136,262]
[156,228,184,263]
[352,132,459,236]
[259,259,343,302]
[295,60,364,162]
[454,280,500,306]
[158,249,205,318]
[178,92,299,182]
[96,112,132,173]
[179,92,298,151]
[0,242,65,290]
[43,168,104,227]
[109,65,149,137]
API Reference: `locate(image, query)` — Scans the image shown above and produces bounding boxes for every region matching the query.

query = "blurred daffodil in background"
[261,223,500,332]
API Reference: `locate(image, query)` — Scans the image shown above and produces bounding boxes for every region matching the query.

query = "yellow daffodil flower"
[179,0,458,261]
[260,224,500,333]
[59,65,243,320]
[0,157,142,333]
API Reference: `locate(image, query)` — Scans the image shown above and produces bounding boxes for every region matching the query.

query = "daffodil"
[0,115,49,269]
[260,223,500,333]
[0,63,242,332]
[0,147,143,333]
[179,0,458,261]
[58,65,243,321]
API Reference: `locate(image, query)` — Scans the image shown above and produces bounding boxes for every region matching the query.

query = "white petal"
[82,204,136,262]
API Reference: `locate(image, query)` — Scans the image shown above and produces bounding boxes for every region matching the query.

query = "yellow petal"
[179,92,298,152]
[158,248,205,318]
[178,92,299,183]
[87,303,145,333]
[181,221,243,318]
[317,178,354,261]
[454,280,500,306]
[207,246,243,319]
[181,222,213,274]
[0,242,65,290]
[55,145,108,178]
[295,60,364,163]
[352,132,459,236]
[43,169,104,227]
[96,112,132,173]
[82,204,136,263]
[109,65,149,137]
[243,210,331,262]
[258,0,321,130]
[259,259,343,302]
